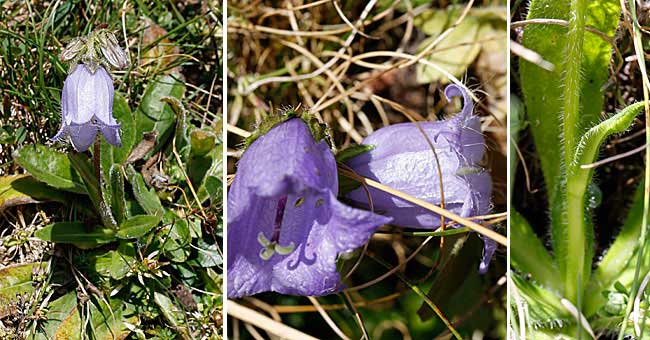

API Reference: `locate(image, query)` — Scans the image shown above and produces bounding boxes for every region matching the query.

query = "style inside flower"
[346,84,495,273]
[228,118,392,298]
[51,64,121,152]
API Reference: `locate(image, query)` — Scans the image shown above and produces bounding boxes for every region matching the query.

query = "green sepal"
[335,144,375,163]
[243,109,333,150]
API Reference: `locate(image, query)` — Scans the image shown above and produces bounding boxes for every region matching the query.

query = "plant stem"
[93,136,102,181]
[562,0,588,306]
[93,136,118,230]
[618,1,650,338]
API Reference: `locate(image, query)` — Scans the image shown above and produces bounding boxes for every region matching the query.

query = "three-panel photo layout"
[0,0,647,339]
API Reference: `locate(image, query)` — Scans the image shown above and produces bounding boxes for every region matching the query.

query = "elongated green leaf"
[574,102,646,170]
[35,222,116,248]
[154,292,189,338]
[0,174,67,210]
[196,240,223,267]
[522,0,621,306]
[68,153,117,229]
[196,144,223,203]
[520,0,621,202]
[135,74,185,144]
[163,219,191,262]
[13,144,85,194]
[511,273,568,330]
[111,242,136,280]
[109,164,127,224]
[43,294,136,340]
[126,165,163,216]
[585,183,646,316]
[0,262,45,318]
[116,215,161,239]
[101,93,135,175]
[33,291,78,340]
[511,210,560,291]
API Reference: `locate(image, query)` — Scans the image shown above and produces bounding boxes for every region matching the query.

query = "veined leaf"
[116,215,161,239]
[0,174,67,211]
[135,74,185,146]
[511,209,560,291]
[35,222,116,249]
[0,262,46,318]
[13,144,85,194]
[126,165,164,216]
[101,94,135,179]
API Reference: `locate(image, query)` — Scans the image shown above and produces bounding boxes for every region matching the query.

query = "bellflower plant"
[227,117,392,298]
[346,84,494,272]
[52,29,128,152]
[51,64,121,152]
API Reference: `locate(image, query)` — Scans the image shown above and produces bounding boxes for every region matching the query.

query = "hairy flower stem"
[94,137,118,230]
[561,0,588,306]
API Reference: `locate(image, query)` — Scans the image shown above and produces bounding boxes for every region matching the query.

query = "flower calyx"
[60,28,129,74]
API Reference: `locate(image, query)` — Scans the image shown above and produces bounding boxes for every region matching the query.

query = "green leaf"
[135,74,185,144]
[68,152,117,229]
[100,93,135,175]
[415,9,482,84]
[510,273,569,330]
[585,183,648,317]
[126,165,164,216]
[199,175,222,204]
[109,164,127,224]
[111,242,136,280]
[33,292,79,340]
[42,294,137,340]
[194,144,223,203]
[116,215,161,239]
[154,292,187,333]
[0,262,45,318]
[417,235,480,320]
[511,209,560,291]
[101,94,135,171]
[0,174,67,210]
[13,144,85,194]
[196,240,223,267]
[86,298,137,340]
[520,0,621,203]
[163,219,191,262]
[190,129,217,157]
[335,144,375,163]
[35,222,116,248]
[413,9,449,36]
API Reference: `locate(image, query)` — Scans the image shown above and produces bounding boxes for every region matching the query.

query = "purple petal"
[67,122,99,152]
[229,119,337,220]
[228,118,391,297]
[52,64,121,150]
[99,123,122,147]
[479,237,497,274]
[346,84,494,272]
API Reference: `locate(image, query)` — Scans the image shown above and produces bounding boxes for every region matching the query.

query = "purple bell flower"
[51,64,121,152]
[227,118,392,298]
[346,84,495,273]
